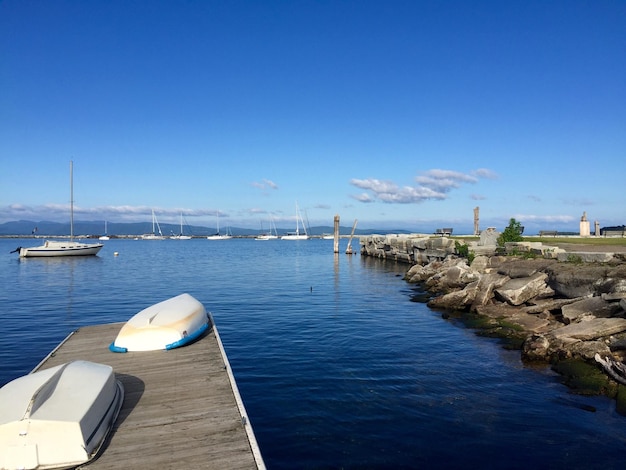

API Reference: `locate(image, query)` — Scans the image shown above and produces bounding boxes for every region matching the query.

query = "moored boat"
[206,211,232,240]
[141,209,165,240]
[13,161,103,258]
[18,240,103,258]
[109,293,210,352]
[281,202,309,240]
[0,360,124,470]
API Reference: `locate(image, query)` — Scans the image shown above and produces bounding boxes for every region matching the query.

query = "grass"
[523,237,626,246]
[450,236,626,247]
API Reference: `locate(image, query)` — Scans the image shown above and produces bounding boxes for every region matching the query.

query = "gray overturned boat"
[0,360,124,470]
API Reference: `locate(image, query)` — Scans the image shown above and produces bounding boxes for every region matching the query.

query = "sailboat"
[255,216,279,240]
[99,221,110,240]
[171,213,192,240]
[15,161,104,257]
[141,210,165,240]
[281,203,309,240]
[206,211,232,240]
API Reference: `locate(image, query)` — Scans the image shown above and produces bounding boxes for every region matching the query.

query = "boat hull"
[19,240,103,258]
[280,235,309,240]
[0,360,124,470]
[110,293,210,352]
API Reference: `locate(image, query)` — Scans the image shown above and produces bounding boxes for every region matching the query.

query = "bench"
[539,230,558,237]
[434,228,453,236]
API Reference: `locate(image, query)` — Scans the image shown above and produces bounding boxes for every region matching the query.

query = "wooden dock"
[31,320,265,469]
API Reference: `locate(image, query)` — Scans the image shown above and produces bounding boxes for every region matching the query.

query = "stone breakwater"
[360,235,626,404]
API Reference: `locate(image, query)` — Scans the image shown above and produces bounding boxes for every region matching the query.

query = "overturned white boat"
[109,293,210,353]
[0,360,124,470]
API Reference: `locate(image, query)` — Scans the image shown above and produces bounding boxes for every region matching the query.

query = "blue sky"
[1,0,624,234]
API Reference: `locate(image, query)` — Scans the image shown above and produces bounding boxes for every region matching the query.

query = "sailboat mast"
[295,202,300,236]
[70,160,74,241]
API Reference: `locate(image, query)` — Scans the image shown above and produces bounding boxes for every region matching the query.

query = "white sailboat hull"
[110,293,210,352]
[0,360,124,470]
[141,234,165,240]
[19,240,103,258]
[280,234,309,240]
[206,235,232,240]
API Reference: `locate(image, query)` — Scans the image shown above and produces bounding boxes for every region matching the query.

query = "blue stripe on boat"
[165,322,209,350]
[109,343,128,353]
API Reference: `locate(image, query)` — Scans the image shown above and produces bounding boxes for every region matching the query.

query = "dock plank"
[32,322,263,469]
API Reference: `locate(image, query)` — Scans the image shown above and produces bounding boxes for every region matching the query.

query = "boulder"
[522,297,588,314]
[556,252,616,263]
[470,255,508,274]
[406,260,446,284]
[476,303,554,334]
[494,272,549,306]
[551,318,626,341]
[424,258,473,293]
[522,335,552,361]
[470,272,510,311]
[561,297,623,324]
[546,263,610,299]
[497,258,557,279]
[427,282,479,310]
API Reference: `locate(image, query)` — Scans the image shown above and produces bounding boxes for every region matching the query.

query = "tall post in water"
[333,214,340,253]
[346,219,358,254]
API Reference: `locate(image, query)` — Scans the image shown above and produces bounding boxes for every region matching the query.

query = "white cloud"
[472,168,498,180]
[252,179,279,190]
[350,192,375,203]
[350,168,498,204]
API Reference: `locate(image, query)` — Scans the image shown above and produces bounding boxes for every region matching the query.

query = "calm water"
[1,238,625,469]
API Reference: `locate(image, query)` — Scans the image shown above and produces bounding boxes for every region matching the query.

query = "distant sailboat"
[99,221,110,240]
[171,213,192,240]
[207,211,232,240]
[281,203,309,240]
[14,161,104,257]
[142,210,165,240]
[256,216,279,240]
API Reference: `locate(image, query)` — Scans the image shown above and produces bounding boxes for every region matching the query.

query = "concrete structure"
[473,206,480,236]
[580,211,590,237]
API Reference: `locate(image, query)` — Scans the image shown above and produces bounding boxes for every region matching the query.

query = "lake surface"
[1,238,625,469]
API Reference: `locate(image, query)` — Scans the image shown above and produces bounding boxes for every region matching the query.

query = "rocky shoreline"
[360,235,626,413]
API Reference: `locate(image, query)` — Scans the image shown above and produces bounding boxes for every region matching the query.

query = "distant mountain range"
[0,220,410,237]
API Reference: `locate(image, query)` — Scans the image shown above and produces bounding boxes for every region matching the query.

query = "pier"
[31,321,265,469]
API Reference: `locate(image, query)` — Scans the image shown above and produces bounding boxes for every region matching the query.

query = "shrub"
[497,218,524,246]
[454,241,475,264]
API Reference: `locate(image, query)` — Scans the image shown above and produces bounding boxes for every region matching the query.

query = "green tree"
[497,218,524,246]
